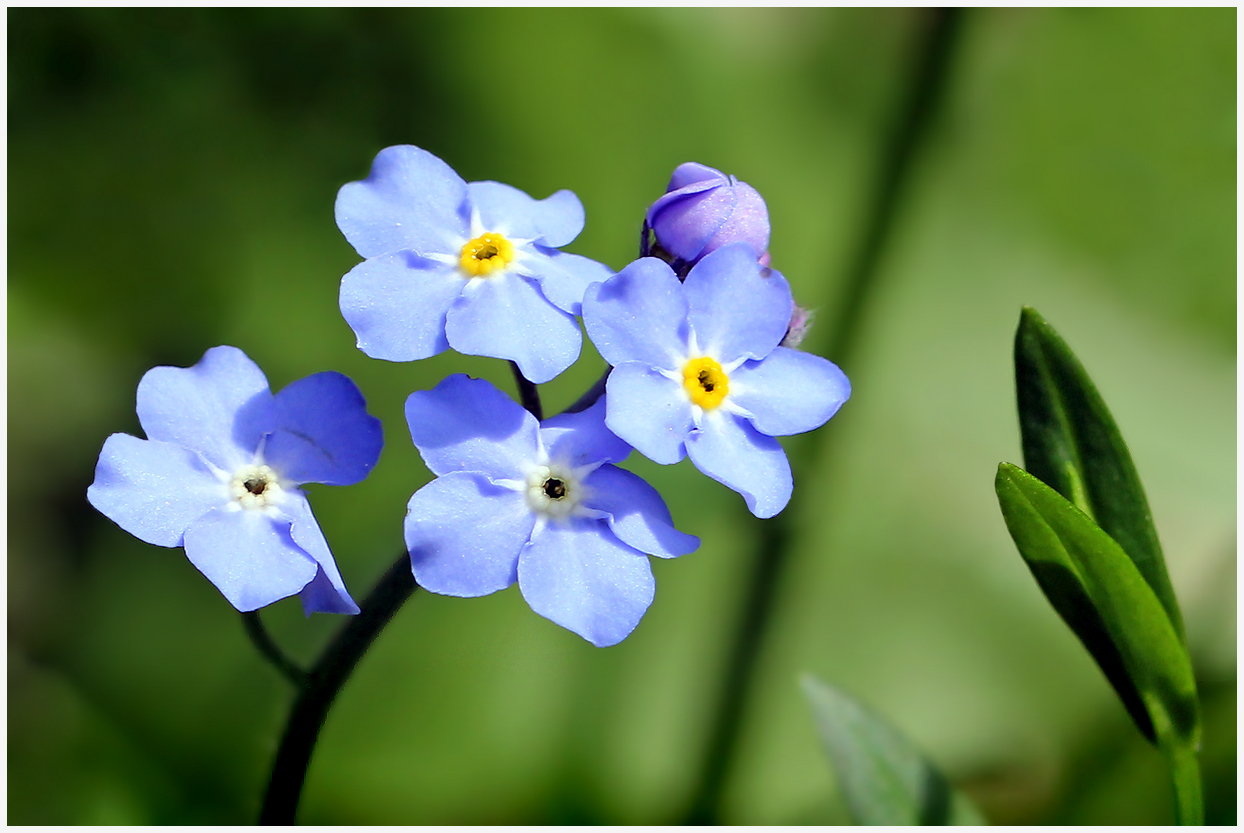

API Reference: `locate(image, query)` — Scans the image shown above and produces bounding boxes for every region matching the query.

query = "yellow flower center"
[682,357,729,409]
[459,232,515,277]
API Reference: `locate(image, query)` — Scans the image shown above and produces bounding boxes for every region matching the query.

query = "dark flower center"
[543,478,567,500]
[697,369,715,392]
[244,476,269,496]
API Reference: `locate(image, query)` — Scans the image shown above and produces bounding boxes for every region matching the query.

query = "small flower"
[87,346,383,614]
[336,145,613,384]
[581,244,851,518]
[403,374,699,647]
[645,162,770,271]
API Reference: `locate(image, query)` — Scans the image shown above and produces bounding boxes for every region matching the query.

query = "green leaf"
[801,675,986,825]
[995,463,1202,823]
[1013,307,1184,641]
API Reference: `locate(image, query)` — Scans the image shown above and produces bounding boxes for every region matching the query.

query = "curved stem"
[259,553,418,824]
[242,611,309,689]
[561,369,610,415]
[510,361,543,421]
[681,8,967,823]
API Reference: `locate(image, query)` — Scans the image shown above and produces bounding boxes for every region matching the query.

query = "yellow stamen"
[683,357,729,409]
[459,232,515,277]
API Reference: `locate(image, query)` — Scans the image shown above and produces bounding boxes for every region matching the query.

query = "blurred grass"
[8,8,1234,824]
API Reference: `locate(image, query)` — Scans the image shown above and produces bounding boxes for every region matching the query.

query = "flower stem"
[241,611,310,689]
[680,8,966,823]
[510,361,543,421]
[259,553,418,825]
[561,369,610,415]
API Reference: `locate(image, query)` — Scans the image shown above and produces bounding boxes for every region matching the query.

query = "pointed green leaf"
[995,463,1201,822]
[801,675,986,825]
[1013,307,1183,640]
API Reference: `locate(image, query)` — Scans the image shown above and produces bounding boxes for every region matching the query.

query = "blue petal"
[181,507,319,612]
[335,145,469,259]
[582,464,699,558]
[518,518,655,647]
[603,363,692,465]
[405,472,533,597]
[729,347,851,437]
[666,161,727,191]
[540,397,631,468]
[445,273,581,384]
[339,251,463,362]
[405,374,539,480]
[685,409,792,518]
[87,434,226,547]
[282,494,359,615]
[467,181,585,248]
[581,257,691,371]
[683,244,792,362]
[264,371,383,487]
[136,345,273,471]
[519,247,613,316]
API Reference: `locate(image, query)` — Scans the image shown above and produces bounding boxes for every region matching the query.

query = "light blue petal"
[444,273,581,384]
[181,507,319,612]
[519,247,613,316]
[467,181,585,248]
[87,434,226,547]
[582,464,699,559]
[264,371,383,487]
[683,243,792,362]
[540,397,631,468]
[728,347,851,437]
[518,518,655,647]
[405,374,538,480]
[603,363,692,465]
[339,251,463,362]
[136,345,273,471]
[335,145,469,259]
[405,472,533,597]
[582,257,690,371]
[685,409,792,519]
[283,494,359,615]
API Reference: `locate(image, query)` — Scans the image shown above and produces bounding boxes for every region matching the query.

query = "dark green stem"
[259,553,418,824]
[562,370,610,415]
[681,8,966,823]
[242,611,309,689]
[510,361,544,421]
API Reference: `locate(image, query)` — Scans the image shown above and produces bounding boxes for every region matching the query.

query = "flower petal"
[582,257,690,371]
[540,397,631,468]
[181,507,319,612]
[335,144,469,259]
[518,518,655,647]
[339,251,463,363]
[467,181,585,248]
[603,363,693,465]
[582,464,699,558]
[683,243,792,362]
[519,247,613,316]
[405,472,533,597]
[282,493,359,615]
[136,345,273,471]
[444,273,581,384]
[87,434,227,547]
[264,371,384,487]
[728,347,851,437]
[685,409,792,519]
[405,374,539,480]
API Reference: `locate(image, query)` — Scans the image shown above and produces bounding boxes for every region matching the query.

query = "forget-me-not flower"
[336,145,613,384]
[403,374,699,647]
[87,346,383,614]
[582,244,851,519]
[645,162,770,270]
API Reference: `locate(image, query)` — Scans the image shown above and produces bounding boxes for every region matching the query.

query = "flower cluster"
[88,146,850,646]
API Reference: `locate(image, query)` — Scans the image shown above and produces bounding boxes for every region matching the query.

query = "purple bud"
[645,162,770,267]
[782,303,815,349]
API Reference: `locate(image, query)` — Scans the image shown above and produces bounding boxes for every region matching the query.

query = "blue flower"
[336,145,613,384]
[645,162,770,269]
[581,244,851,519]
[403,374,699,647]
[87,346,383,614]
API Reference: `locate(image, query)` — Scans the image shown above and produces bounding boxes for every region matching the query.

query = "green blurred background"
[8,8,1235,824]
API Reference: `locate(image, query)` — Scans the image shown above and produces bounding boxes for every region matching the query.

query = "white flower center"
[229,463,286,512]
[524,463,581,518]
